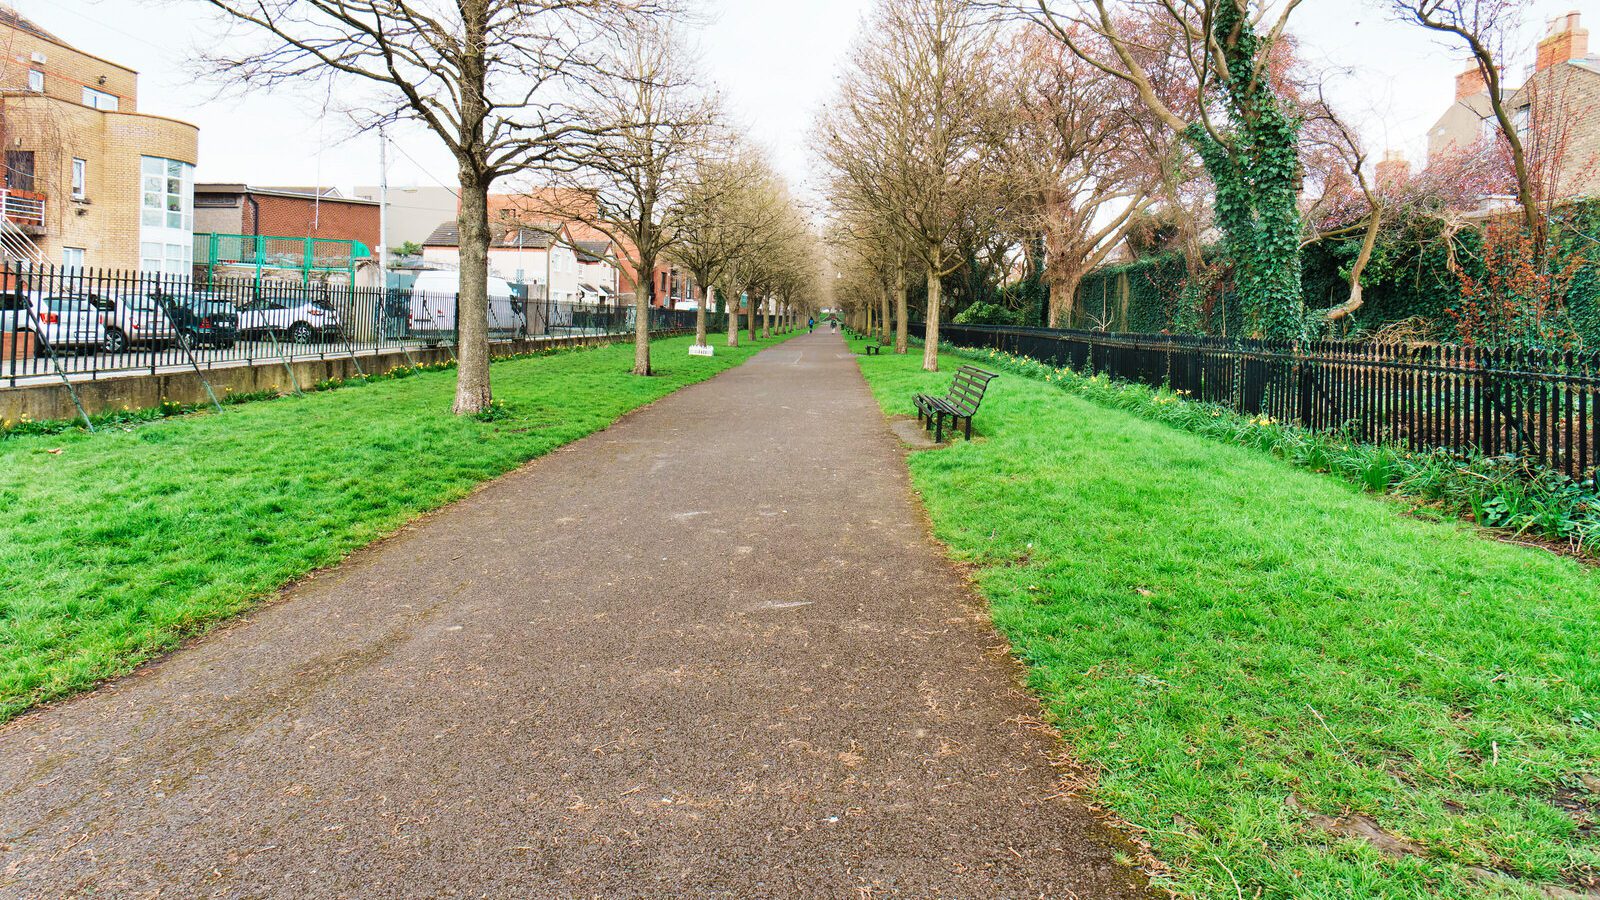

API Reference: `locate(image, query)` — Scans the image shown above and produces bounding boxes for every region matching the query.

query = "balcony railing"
[0,189,45,230]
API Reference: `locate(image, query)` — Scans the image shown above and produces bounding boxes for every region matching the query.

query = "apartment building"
[0,4,200,272]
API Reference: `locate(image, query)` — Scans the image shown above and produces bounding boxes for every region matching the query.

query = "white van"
[408,271,525,345]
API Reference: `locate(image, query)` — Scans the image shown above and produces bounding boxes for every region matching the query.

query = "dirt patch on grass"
[1289,794,1428,859]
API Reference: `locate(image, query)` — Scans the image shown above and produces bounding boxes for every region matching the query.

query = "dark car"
[156,295,239,349]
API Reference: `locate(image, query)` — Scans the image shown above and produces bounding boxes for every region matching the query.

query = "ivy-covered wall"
[1072,199,1600,345]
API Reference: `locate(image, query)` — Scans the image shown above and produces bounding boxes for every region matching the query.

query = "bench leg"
[934,411,944,443]
[964,416,972,440]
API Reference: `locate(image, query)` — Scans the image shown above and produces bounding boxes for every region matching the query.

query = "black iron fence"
[2,263,709,387]
[931,323,1600,479]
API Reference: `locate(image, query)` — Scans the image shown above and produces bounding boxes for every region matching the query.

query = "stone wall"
[1,330,688,424]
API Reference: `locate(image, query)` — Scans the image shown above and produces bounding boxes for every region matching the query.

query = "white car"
[235,295,344,344]
[24,293,108,353]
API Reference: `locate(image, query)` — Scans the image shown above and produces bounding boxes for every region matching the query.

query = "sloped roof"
[423,220,559,249]
[0,4,61,43]
[575,240,611,263]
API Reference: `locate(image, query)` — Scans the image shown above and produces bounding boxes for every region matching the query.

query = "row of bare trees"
[818,0,1584,365]
[197,0,820,412]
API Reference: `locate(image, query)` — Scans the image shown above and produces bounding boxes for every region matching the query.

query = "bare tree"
[1002,25,1158,327]
[671,146,788,350]
[195,0,670,412]
[516,19,717,375]
[1389,0,1540,238]
[822,0,1006,371]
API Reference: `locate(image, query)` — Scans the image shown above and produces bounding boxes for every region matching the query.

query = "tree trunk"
[763,299,771,338]
[1046,268,1082,329]
[1324,202,1382,325]
[879,283,891,344]
[726,285,740,347]
[452,170,493,414]
[632,254,654,375]
[696,284,712,347]
[894,266,908,354]
[748,295,758,342]
[922,257,941,373]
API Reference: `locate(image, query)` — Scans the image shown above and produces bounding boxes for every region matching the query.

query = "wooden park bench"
[914,365,998,442]
[863,338,889,355]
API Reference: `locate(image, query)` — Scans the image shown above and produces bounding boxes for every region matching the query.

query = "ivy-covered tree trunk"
[1182,2,1304,341]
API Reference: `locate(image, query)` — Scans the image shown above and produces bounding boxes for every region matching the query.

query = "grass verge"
[0,331,792,721]
[850,337,1599,899]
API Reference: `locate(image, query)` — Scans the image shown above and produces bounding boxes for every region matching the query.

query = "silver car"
[91,294,179,351]
[24,294,108,353]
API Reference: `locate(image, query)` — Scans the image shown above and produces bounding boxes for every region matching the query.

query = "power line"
[386,139,458,199]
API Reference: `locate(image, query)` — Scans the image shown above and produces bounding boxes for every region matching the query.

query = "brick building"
[1427,11,1600,200]
[0,4,200,272]
[194,185,380,249]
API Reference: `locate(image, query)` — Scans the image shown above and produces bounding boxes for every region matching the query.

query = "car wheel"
[289,322,314,344]
[177,329,196,351]
[103,328,128,353]
[222,339,237,349]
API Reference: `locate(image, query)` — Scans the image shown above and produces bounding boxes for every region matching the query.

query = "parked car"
[24,294,108,353]
[235,295,343,344]
[0,290,24,335]
[87,294,178,351]
[154,294,239,349]
[408,271,523,345]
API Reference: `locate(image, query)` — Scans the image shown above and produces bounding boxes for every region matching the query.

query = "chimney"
[1535,11,1588,73]
[1375,150,1410,189]
[1455,64,1488,101]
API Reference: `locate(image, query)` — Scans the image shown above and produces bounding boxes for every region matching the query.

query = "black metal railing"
[929,323,1600,478]
[1,263,710,388]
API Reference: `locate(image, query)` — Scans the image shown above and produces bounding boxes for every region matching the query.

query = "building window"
[5,150,34,191]
[71,158,87,199]
[81,87,119,111]
[63,248,86,270]
[139,156,194,275]
[26,69,43,92]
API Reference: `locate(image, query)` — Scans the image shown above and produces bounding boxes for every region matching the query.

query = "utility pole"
[377,127,389,273]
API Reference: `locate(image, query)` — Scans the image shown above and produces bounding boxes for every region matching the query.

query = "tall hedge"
[1073,199,1600,345]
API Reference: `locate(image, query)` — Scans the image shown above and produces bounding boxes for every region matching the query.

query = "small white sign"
[688,344,715,357]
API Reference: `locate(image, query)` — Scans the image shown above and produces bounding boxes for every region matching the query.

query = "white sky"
[18,0,1600,197]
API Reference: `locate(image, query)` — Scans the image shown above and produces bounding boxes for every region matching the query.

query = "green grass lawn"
[0,332,790,721]
[850,339,1600,899]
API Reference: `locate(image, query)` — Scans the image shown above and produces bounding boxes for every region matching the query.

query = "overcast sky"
[21,0,1600,197]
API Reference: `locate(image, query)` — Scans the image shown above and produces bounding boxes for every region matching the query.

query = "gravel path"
[0,331,1155,898]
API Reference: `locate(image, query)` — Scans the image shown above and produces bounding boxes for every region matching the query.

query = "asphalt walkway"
[0,331,1154,898]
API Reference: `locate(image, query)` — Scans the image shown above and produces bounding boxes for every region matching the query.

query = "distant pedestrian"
[829,317,837,334]
[807,316,815,333]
